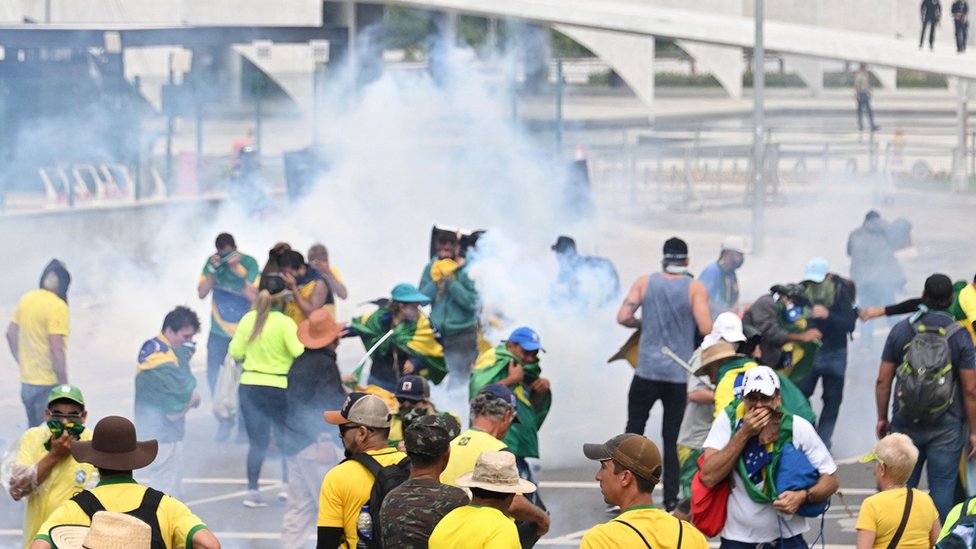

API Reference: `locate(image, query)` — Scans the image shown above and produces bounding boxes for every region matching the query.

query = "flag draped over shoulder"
[470,344,552,459]
[714,357,816,425]
[135,336,197,415]
[350,307,448,384]
[724,401,794,504]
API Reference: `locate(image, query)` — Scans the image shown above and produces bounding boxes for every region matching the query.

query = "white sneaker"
[277,491,289,502]
[242,490,268,508]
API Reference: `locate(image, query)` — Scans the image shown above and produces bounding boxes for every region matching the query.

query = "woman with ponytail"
[229,274,304,508]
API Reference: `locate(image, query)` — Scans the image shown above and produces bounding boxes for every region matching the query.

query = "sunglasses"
[340,423,378,436]
[48,410,83,420]
[863,450,885,466]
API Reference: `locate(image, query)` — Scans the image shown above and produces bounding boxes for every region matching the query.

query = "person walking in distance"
[921,0,943,50]
[953,0,970,52]
[854,64,880,133]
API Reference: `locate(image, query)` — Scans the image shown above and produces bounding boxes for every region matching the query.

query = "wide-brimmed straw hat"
[49,511,151,549]
[297,308,344,349]
[456,451,537,494]
[693,342,740,376]
[71,416,158,470]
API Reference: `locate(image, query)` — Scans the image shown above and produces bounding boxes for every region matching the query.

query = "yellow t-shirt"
[284,277,321,326]
[12,289,69,385]
[317,448,408,548]
[581,506,709,549]
[958,283,976,342]
[15,425,96,548]
[428,504,520,549]
[440,428,508,487]
[35,477,207,549]
[856,488,938,549]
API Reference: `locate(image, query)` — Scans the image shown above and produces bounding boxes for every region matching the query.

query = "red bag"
[690,453,731,537]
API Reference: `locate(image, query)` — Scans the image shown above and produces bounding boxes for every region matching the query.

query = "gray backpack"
[895,320,964,424]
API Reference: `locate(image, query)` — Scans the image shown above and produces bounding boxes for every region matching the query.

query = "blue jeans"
[719,535,807,549]
[795,347,846,450]
[892,413,964,521]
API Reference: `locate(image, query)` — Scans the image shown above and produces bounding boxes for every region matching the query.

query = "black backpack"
[345,453,411,549]
[895,319,964,423]
[71,487,166,549]
[937,496,976,549]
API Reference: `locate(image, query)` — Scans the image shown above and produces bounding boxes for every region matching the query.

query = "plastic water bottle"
[356,504,372,547]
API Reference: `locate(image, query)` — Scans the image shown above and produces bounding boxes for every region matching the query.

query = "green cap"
[47,384,85,407]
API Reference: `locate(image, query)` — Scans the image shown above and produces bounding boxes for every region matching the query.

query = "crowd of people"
[6,210,976,548]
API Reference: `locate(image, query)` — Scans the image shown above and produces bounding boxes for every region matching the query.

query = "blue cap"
[390,283,430,304]
[803,257,829,284]
[504,326,544,352]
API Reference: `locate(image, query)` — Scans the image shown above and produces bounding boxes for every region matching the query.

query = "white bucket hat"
[456,451,537,494]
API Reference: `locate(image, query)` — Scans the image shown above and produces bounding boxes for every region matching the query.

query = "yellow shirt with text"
[440,428,507,487]
[15,425,95,548]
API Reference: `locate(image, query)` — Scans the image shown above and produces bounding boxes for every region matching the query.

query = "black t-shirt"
[882,311,976,419]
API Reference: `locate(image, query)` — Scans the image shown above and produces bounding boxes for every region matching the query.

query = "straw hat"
[693,341,740,376]
[49,511,151,549]
[297,308,344,349]
[456,451,537,494]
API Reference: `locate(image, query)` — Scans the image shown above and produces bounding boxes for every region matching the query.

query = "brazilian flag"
[470,344,552,459]
[715,357,816,425]
[350,307,448,384]
[776,303,820,384]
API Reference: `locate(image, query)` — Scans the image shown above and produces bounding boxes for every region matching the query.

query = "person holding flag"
[346,283,447,392]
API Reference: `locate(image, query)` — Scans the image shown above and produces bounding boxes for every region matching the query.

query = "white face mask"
[663,264,689,275]
[42,271,60,292]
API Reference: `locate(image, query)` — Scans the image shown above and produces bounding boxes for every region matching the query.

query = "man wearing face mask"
[197,233,259,397]
[9,384,95,549]
[698,236,747,318]
[797,258,858,450]
[134,306,202,499]
[617,237,712,512]
[7,260,72,427]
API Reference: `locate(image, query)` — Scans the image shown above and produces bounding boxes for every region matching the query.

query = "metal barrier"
[585,132,963,213]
